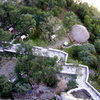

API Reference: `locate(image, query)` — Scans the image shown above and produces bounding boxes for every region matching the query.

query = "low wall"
[0,44,100,99]
[64,64,100,100]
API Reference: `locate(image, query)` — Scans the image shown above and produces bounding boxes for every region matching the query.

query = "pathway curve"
[0,44,100,100]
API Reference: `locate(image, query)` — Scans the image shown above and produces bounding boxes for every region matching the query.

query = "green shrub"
[79,50,92,58]
[15,43,61,87]
[51,6,63,16]
[84,15,93,32]
[80,43,96,54]
[76,3,92,21]
[93,25,100,37]
[67,80,77,90]
[1,82,12,98]
[0,75,12,98]
[94,39,100,53]
[63,11,81,31]
[80,55,98,68]
[14,82,31,93]
[66,0,74,7]
[71,3,79,12]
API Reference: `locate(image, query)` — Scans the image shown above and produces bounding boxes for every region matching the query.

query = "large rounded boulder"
[70,24,90,43]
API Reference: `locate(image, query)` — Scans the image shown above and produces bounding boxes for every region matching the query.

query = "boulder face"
[70,24,90,43]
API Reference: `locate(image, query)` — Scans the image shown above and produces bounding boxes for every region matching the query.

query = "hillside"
[0,0,100,99]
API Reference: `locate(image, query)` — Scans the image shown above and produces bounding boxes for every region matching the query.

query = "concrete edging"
[0,44,100,99]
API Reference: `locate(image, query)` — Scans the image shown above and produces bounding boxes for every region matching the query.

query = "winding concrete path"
[0,44,100,100]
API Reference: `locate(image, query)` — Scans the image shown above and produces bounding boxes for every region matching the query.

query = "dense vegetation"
[0,42,62,98]
[0,75,13,98]
[64,43,100,91]
[15,42,61,87]
[0,0,100,98]
[67,80,78,90]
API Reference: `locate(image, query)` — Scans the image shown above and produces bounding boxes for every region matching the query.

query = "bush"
[19,6,38,15]
[14,82,31,93]
[84,15,93,32]
[80,55,98,68]
[76,3,92,21]
[79,50,92,58]
[63,11,81,31]
[71,3,79,12]
[51,6,63,16]
[79,44,97,68]
[1,82,12,98]
[66,0,74,7]
[67,80,77,90]
[97,76,100,85]
[94,39,100,53]
[64,43,98,68]
[37,0,67,9]
[16,14,36,34]
[93,25,100,37]
[15,43,61,87]
[89,33,96,43]
[0,75,12,98]
[80,43,96,54]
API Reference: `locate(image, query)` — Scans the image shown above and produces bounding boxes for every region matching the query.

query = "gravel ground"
[0,57,17,80]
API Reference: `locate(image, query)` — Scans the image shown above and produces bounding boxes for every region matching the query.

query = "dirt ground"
[0,57,17,81]
[47,37,69,49]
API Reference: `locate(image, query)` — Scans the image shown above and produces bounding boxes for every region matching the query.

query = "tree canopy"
[15,43,61,87]
[16,14,36,34]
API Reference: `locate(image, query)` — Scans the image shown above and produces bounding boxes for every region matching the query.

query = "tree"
[19,6,38,15]
[66,0,74,7]
[16,14,36,34]
[80,43,96,54]
[0,75,8,91]
[52,0,67,8]
[38,16,65,40]
[79,50,92,58]
[2,2,19,24]
[15,43,61,87]
[8,9,20,24]
[16,55,61,87]
[80,55,98,68]
[1,82,12,98]
[71,2,79,12]
[51,6,63,16]
[76,3,92,20]
[16,40,33,56]
[93,25,100,37]
[0,29,12,42]
[68,45,81,59]
[23,0,38,6]
[37,0,67,9]
[0,28,12,49]
[97,75,100,85]
[0,75,12,98]
[63,11,81,31]
[84,15,93,31]
[14,82,31,93]
[94,39,100,53]
[0,7,5,21]
[65,43,97,68]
